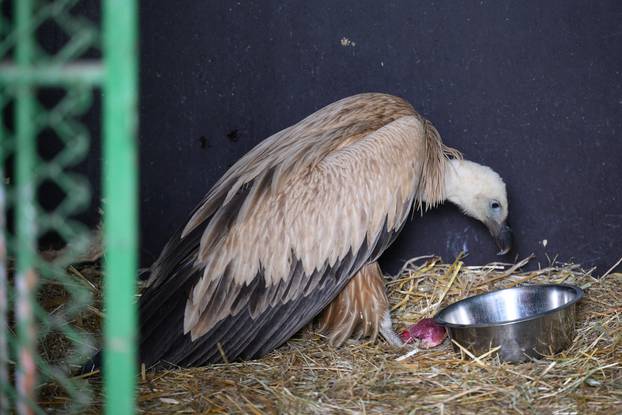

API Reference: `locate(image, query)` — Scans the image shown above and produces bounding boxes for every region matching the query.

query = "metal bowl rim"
[433,283,584,329]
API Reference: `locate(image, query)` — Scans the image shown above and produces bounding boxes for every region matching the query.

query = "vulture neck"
[442,159,480,212]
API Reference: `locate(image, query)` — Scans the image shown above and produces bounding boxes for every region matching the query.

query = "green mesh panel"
[0,1,138,413]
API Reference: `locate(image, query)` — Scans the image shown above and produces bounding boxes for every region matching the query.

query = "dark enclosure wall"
[136,1,621,274]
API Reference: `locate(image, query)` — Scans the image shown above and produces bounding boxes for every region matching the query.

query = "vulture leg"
[315,261,403,347]
[379,309,404,347]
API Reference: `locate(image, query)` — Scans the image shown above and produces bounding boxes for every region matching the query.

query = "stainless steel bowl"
[433,284,584,362]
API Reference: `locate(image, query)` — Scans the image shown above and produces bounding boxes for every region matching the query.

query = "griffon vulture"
[134,93,511,367]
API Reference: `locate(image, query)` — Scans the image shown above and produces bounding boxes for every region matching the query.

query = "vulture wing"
[138,93,454,367]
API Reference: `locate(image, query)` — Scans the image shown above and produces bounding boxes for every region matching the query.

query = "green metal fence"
[0,1,138,413]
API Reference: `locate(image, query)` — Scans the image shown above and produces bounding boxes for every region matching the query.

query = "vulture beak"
[486,220,512,256]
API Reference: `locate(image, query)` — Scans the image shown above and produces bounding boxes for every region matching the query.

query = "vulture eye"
[490,201,501,210]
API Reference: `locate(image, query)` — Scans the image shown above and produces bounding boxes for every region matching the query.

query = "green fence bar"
[14,1,38,414]
[102,0,138,413]
[0,62,104,86]
[0,95,9,415]
[0,8,5,406]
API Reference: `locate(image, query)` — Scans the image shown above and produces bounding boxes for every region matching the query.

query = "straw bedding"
[46,256,622,413]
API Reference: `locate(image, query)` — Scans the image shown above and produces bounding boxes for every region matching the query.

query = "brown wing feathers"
[142,237,379,366]
[136,93,457,367]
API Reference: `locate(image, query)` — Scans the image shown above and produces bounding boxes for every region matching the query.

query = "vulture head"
[444,159,512,255]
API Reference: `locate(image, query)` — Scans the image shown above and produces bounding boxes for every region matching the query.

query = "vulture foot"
[379,310,406,347]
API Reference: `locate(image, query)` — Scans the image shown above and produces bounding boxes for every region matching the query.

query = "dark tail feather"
[78,350,102,375]
[77,268,152,376]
